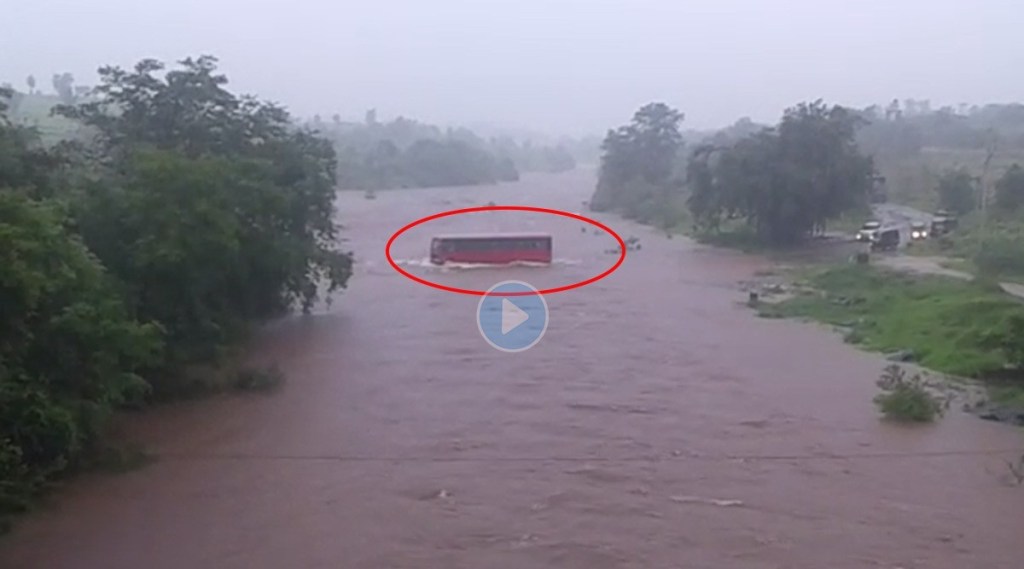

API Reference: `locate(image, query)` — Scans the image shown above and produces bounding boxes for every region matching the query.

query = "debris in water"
[670,495,744,507]
[437,489,452,499]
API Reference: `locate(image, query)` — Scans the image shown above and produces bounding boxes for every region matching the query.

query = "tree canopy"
[590,100,873,246]
[1,56,353,525]
[687,101,874,245]
[589,103,685,221]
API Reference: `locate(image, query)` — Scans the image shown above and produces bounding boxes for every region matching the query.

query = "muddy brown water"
[2,169,1023,569]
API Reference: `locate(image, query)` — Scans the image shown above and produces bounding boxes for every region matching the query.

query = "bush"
[873,365,945,422]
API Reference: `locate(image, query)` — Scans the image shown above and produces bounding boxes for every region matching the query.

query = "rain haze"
[6,1,1024,568]
[3,0,1022,135]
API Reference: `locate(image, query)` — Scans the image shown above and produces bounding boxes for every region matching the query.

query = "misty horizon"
[3,0,1022,138]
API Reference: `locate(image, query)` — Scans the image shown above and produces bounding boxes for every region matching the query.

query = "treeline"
[0,56,352,525]
[2,72,87,111]
[928,166,1024,216]
[855,100,1024,158]
[844,99,1024,208]
[591,101,875,246]
[309,112,576,190]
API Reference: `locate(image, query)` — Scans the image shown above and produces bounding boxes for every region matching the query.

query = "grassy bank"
[758,265,1024,394]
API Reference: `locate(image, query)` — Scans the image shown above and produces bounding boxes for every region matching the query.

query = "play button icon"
[501,298,529,334]
[477,281,548,352]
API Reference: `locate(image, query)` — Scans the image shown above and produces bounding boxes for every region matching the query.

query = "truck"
[930,210,958,236]
[869,227,901,252]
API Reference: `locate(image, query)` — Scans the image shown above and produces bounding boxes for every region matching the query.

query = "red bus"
[430,233,552,265]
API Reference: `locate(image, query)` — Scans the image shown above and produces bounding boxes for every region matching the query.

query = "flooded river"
[2,169,1022,568]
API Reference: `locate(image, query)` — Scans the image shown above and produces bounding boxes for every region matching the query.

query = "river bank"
[4,170,1024,568]
[639,199,1024,426]
[743,262,1024,426]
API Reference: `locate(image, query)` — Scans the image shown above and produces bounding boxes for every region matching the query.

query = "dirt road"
[871,204,1024,299]
[1,170,1022,569]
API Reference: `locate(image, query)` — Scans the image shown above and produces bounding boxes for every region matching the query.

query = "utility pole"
[980,128,998,232]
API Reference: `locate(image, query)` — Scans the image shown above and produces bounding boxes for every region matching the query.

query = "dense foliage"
[589,103,686,225]
[0,57,353,525]
[0,193,161,516]
[688,101,874,245]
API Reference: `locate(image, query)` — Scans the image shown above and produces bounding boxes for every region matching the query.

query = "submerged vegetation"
[0,55,352,527]
[874,365,946,423]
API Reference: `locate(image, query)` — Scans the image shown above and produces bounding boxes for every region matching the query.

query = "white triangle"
[501,298,529,334]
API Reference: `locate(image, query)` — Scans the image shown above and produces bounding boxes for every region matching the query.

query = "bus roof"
[432,233,552,240]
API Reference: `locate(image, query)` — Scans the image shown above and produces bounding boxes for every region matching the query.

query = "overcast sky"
[2,0,1022,136]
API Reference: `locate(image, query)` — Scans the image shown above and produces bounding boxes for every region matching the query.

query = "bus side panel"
[431,236,552,265]
[444,249,551,264]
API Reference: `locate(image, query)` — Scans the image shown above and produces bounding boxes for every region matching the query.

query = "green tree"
[1,55,359,528]
[994,163,1024,212]
[591,102,684,214]
[54,56,353,370]
[934,168,977,215]
[687,101,874,246]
